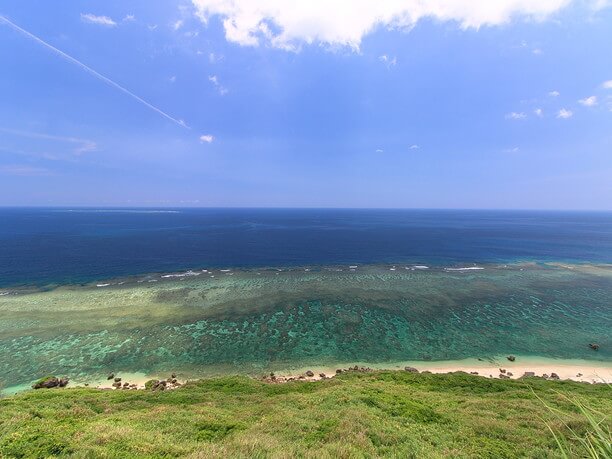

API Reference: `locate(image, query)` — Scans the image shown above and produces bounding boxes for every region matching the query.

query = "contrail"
[0,15,189,129]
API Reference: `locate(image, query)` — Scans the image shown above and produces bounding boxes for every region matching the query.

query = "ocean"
[1,208,611,391]
[1,208,612,287]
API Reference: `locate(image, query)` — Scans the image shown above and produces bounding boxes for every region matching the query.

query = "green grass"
[0,371,610,458]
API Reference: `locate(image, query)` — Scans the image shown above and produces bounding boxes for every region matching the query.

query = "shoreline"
[3,356,610,396]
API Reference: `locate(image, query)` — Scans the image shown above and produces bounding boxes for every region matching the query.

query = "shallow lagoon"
[1,263,611,391]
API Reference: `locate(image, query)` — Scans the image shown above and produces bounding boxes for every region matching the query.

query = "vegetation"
[0,371,610,458]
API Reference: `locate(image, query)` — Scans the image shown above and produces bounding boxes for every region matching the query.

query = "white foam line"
[0,15,188,129]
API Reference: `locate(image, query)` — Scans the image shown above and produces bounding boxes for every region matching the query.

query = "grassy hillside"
[0,371,610,458]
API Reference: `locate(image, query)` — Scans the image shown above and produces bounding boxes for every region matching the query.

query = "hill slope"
[1,371,610,458]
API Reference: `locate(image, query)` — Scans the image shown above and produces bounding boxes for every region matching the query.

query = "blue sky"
[1,0,611,209]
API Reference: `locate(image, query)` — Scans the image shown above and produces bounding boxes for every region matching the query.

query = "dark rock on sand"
[33,376,60,389]
[522,371,535,378]
[305,370,314,377]
[499,368,506,374]
[589,343,600,351]
[336,369,343,374]
[507,355,516,362]
[470,372,479,375]
[114,377,121,383]
[107,373,115,380]
[550,373,560,380]
[58,377,69,387]
[319,373,326,378]
[404,367,419,373]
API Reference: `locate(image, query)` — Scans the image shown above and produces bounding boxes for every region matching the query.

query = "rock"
[507,355,516,362]
[33,376,60,389]
[171,373,177,378]
[353,365,359,371]
[499,374,510,379]
[114,377,121,383]
[576,373,583,377]
[107,373,114,380]
[335,369,343,374]
[589,343,600,351]
[404,366,419,373]
[171,379,177,384]
[499,368,506,374]
[167,377,173,382]
[522,371,535,378]
[542,374,549,379]
[507,372,513,377]
[58,377,69,388]
[123,382,129,387]
[421,371,432,374]
[550,373,560,380]
[319,373,326,378]
[470,371,479,375]
[112,382,122,388]
[305,370,314,377]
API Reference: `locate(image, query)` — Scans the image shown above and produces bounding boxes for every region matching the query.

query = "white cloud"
[534,108,543,117]
[409,144,420,149]
[209,75,229,95]
[578,95,597,106]
[602,80,612,89]
[503,147,520,153]
[148,24,158,31]
[532,48,543,55]
[375,149,384,153]
[505,112,526,120]
[169,76,177,83]
[0,127,97,156]
[123,14,136,22]
[379,54,397,68]
[173,19,184,30]
[557,108,573,119]
[200,134,214,143]
[548,90,560,97]
[191,0,589,50]
[81,13,117,27]
[0,165,52,176]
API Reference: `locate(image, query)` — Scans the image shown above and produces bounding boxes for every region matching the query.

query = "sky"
[1,0,611,209]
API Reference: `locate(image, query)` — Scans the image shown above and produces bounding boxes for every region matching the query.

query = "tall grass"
[536,389,611,459]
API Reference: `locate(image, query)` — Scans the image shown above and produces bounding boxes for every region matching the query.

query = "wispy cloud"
[0,15,188,129]
[409,145,420,150]
[0,127,97,155]
[172,19,184,30]
[578,95,597,106]
[548,90,560,97]
[505,112,527,120]
[534,108,543,117]
[603,80,612,89]
[209,75,228,95]
[557,108,573,119]
[80,13,117,27]
[375,149,384,153]
[379,54,397,68]
[0,164,53,176]
[503,147,520,153]
[199,134,214,143]
[123,14,136,23]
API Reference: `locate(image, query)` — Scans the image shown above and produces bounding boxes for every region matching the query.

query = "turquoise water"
[1,263,610,390]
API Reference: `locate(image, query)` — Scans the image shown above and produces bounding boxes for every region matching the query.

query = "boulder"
[507,355,516,362]
[32,376,60,389]
[589,343,600,351]
[58,377,69,388]
[404,367,419,373]
[499,368,506,374]
[319,373,326,378]
[550,373,560,380]
[507,372,513,377]
[335,369,343,374]
[114,377,121,383]
[470,371,479,375]
[112,382,122,388]
[305,370,314,377]
[107,373,115,380]
[522,371,535,378]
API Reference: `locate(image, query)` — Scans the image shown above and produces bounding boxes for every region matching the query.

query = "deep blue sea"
[1,208,612,287]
